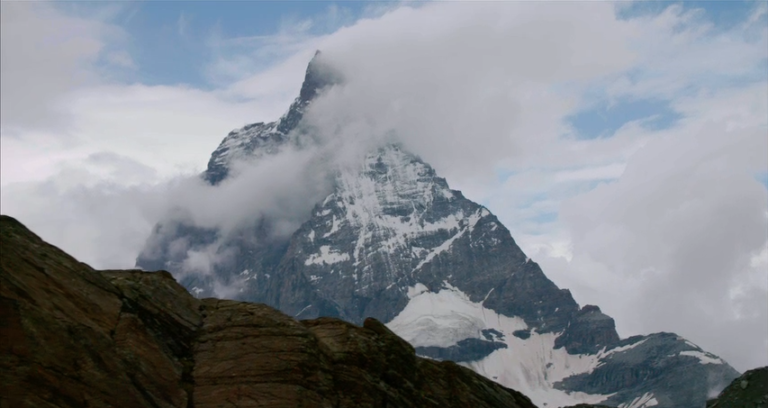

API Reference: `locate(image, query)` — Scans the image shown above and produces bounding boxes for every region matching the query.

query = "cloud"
[64,84,279,176]
[545,83,768,372]
[0,167,169,269]
[302,2,637,184]
[105,50,136,69]
[0,2,127,133]
[1,2,295,186]
[554,164,627,183]
[0,83,284,186]
[604,3,768,100]
[168,147,337,238]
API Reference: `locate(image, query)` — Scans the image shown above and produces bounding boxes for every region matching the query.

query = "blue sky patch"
[617,0,760,30]
[756,171,768,189]
[97,2,371,88]
[567,97,681,139]
[530,212,558,224]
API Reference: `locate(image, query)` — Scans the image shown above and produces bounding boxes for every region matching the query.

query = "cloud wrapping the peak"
[165,147,336,239]
[301,2,639,183]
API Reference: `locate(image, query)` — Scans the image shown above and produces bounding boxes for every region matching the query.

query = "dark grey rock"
[512,330,531,340]
[706,366,768,408]
[556,333,739,408]
[482,328,505,341]
[554,305,620,355]
[416,338,508,363]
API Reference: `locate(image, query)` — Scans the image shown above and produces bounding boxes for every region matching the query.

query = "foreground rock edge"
[706,366,768,408]
[0,214,538,408]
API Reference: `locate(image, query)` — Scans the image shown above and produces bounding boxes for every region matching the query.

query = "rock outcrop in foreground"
[0,215,536,408]
[707,366,768,408]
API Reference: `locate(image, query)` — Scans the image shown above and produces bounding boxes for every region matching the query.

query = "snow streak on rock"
[619,392,659,408]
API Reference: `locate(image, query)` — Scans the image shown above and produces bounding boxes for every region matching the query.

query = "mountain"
[0,215,537,408]
[137,53,740,408]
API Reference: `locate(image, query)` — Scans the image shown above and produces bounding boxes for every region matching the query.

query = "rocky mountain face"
[137,53,741,408]
[0,215,538,408]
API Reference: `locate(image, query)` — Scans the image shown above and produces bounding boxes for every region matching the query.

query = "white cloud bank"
[1,1,766,373]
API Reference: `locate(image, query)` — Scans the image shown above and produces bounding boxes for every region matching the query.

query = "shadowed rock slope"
[0,215,536,408]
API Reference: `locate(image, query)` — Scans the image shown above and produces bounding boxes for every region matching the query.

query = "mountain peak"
[297,50,343,105]
[201,52,343,184]
[142,51,741,408]
[274,50,342,135]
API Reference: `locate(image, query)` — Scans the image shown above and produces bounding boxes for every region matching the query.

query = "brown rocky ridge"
[0,215,538,408]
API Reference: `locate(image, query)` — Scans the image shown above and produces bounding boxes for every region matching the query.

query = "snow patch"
[412,208,488,272]
[387,283,527,349]
[679,350,723,365]
[304,246,350,266]
[295,305,312,317]
[482,288,495,303]
[413,228,466,271]
[465,337,611,407]
[324,216,342,237]
[407,283,429,299]
[466,209,484,234]
[619,392,658,408]
[684,340,701,350]
[317,146,506,296]
[599,339,648,359]
[387,283,611,408]
[334,146,469,269]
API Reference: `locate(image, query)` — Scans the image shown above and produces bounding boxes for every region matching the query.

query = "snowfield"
[387,282,615,407]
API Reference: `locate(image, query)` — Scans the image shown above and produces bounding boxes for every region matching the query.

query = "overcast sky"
[1,1,766,372]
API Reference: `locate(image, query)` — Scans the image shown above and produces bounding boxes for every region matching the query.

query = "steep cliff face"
[135,54,740,408]
[0,215,537,408]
